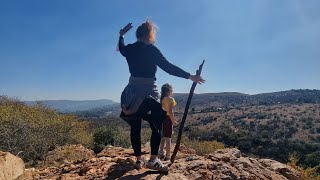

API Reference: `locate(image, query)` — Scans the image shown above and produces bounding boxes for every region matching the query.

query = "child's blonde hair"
[161,83,173,102]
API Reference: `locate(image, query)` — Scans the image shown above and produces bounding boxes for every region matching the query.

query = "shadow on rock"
[105,160,168,180]
[118,170,166,180]
[105,161,136,180]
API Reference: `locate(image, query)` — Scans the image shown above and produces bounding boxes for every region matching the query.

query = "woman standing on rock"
[118,19,205,170]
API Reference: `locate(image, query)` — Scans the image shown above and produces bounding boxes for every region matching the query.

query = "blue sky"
[1,1,319,102]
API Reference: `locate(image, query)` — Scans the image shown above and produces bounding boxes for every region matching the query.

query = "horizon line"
[2,88,319,102]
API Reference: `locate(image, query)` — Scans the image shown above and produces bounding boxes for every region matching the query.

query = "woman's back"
[125,41,158,79]
[119,37,190,80]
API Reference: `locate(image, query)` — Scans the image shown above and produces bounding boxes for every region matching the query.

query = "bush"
[93,125,130,153]
[287,153,320,180]
[141,127,152,145]
[304,152,320,169]
[0,96,92,165]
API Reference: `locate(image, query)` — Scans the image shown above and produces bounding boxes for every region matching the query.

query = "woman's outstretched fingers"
[197,75,205,84]
[199,75,205,84]
[189,75,205,84]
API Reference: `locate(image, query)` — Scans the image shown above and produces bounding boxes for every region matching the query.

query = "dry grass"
[181,137,225,156]
[287,153,320,180]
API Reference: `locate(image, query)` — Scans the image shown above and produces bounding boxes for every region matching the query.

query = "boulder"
[42,144,95,167]
[0,151,25,180]
[259,159,301,180]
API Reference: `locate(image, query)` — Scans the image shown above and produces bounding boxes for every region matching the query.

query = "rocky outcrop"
[41,144,95,167]
[18,145,300,180]
[0,151,25,180]
[258,159,300,180]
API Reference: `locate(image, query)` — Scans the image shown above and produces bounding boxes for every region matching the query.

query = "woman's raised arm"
[154,47,205,84]
[118,23,133,57]
[118,36,127,57]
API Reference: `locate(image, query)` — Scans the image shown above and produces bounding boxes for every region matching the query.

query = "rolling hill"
[73,89,320,169]
[73,89,320,118]
[24,99,118,113]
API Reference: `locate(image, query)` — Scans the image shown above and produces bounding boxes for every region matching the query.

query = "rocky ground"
[11,145,301,180]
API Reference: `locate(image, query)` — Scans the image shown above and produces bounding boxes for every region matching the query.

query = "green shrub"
[93,125,130,153]
[288,153,320,180]
[141,128,152,145]
[304,152,320,169]
[0,96,92,165]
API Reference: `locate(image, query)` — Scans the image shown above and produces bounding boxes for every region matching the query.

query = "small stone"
[69,164,77,169]
[86,168,97,174]
[89,158,97,163]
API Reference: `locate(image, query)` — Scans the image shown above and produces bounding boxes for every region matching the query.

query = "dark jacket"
[118,36,190,80]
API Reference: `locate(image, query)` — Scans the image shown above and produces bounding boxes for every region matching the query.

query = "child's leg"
[130,117,142,160]
[159,138,165,155]
[165,137,171,157]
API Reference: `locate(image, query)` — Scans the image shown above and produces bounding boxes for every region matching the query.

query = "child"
[159,83,178,161]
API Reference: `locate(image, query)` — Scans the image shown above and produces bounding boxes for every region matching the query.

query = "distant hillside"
[73,89,320,118]
[174,89,320,112]
[73,103,121,118]
[24,99,117,113]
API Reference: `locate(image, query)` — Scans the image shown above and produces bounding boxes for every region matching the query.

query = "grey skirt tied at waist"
[121,76,160,115]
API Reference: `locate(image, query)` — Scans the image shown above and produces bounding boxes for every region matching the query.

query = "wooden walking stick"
[170,60,205,164]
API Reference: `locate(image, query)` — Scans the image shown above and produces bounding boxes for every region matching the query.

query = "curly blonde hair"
[136,20,157,44]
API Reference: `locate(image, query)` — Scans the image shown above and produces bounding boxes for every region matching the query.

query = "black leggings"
[125,97,166,156]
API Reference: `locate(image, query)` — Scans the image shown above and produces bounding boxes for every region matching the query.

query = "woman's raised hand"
[119,23,133,37]
[189,75,205,84]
